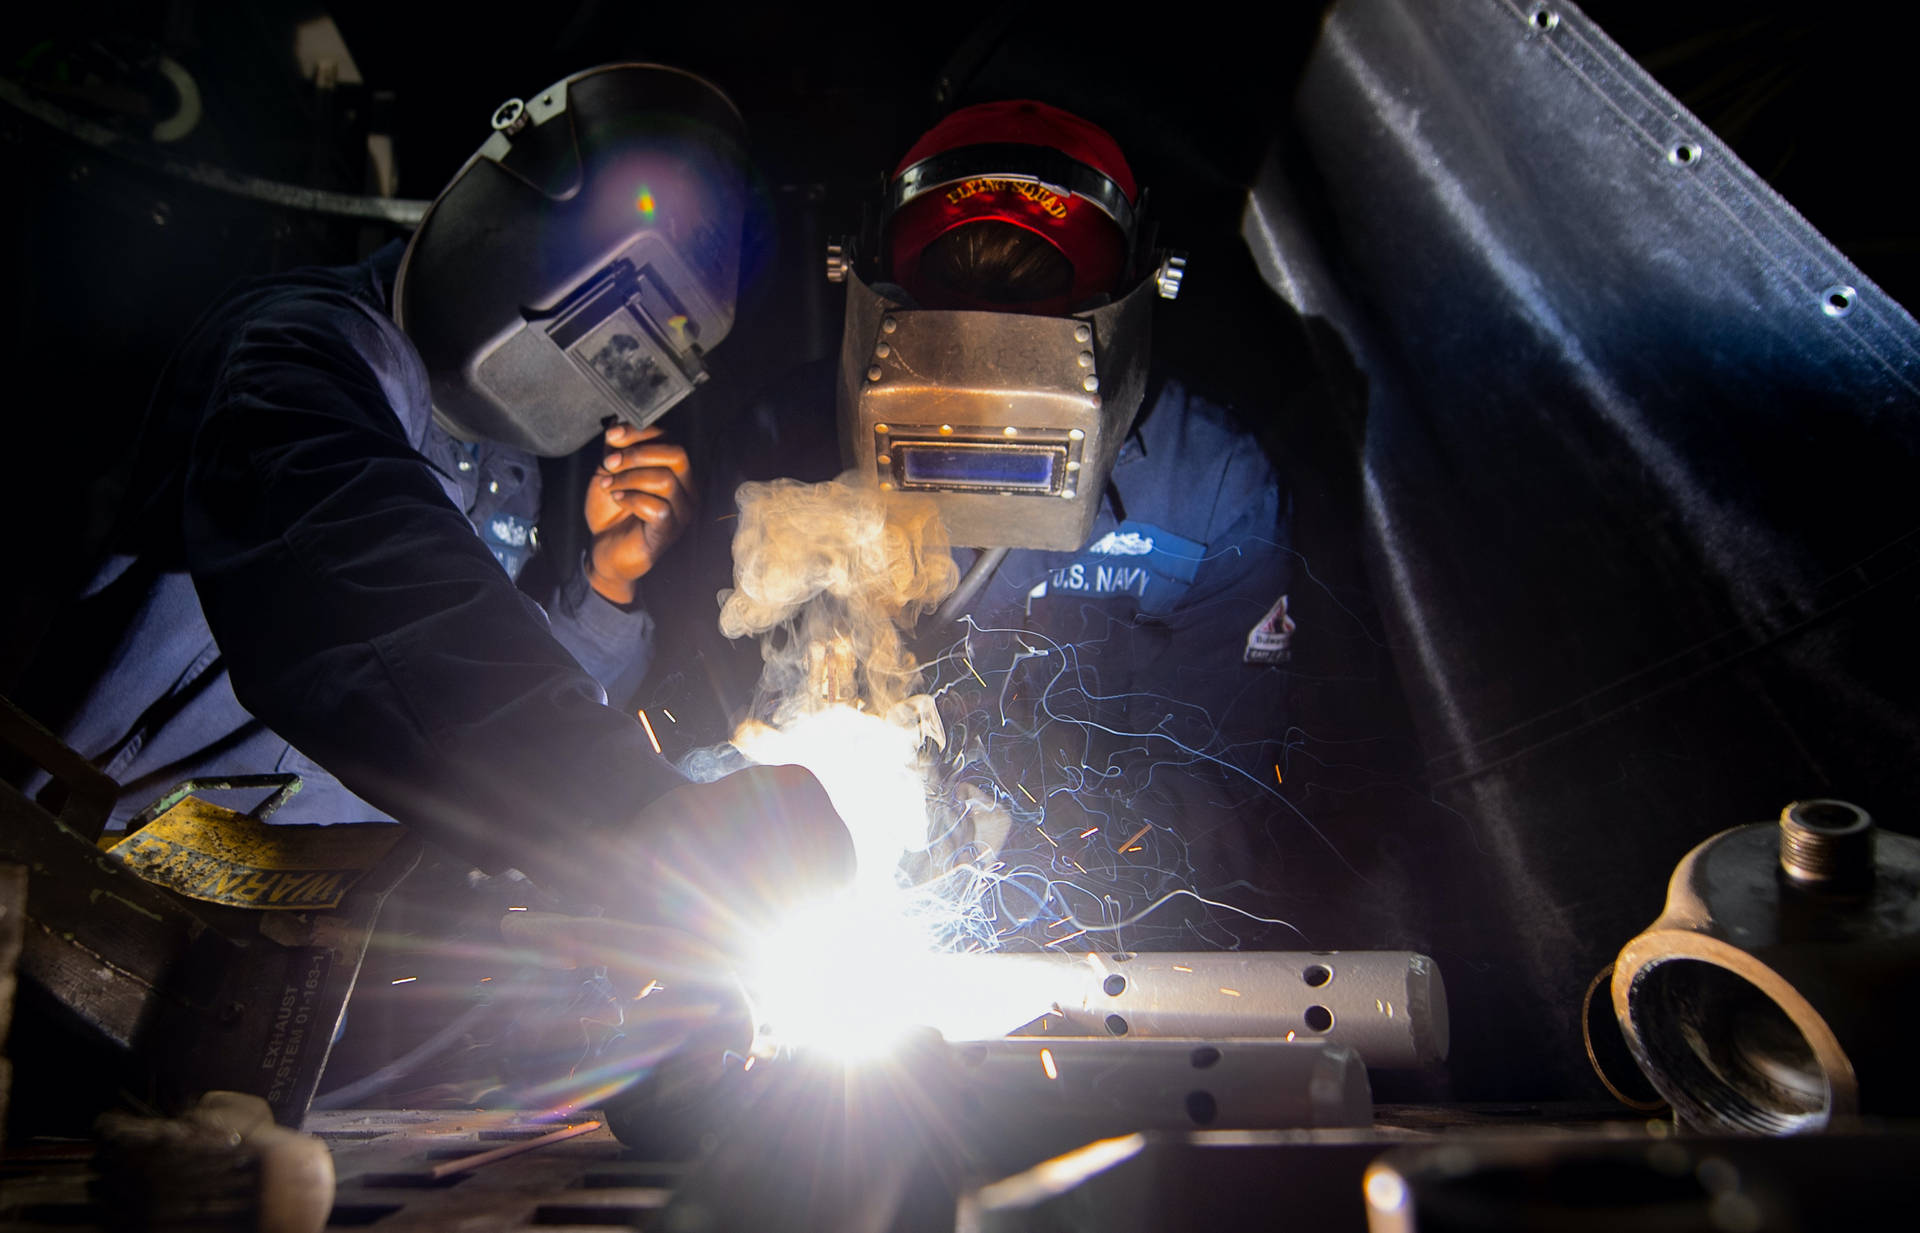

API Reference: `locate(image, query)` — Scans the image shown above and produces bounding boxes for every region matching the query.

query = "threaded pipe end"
[1779,799,1873,888]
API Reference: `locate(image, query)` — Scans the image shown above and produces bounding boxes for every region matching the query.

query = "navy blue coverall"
[927,381,1297,947]
[17,245,682,885]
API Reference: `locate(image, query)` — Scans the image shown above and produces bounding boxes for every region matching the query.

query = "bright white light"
[1365,1167,1408,1212]
[739,895,1058,1059]
[731,701,1052,1056]
[742,899,917,1059]
[732,706,930,897]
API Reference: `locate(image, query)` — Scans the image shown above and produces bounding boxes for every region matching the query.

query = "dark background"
[4,1,1913,1104]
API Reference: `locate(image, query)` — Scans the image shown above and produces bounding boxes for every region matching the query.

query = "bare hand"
[585,423,694,604]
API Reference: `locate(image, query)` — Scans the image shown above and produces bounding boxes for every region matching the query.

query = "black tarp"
[1250,0,1920,1097]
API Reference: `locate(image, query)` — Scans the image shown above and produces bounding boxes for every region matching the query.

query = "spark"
[507,906,528,912]
[1118,824,1152,852]
[1275,764,1283,786]
[1040,1048,1059,1080]
[743,1056,755,1072]
[965,657,987,687]
[479,977,493,983]
[1173,965,1194,973]
[1078,826,1100,839]
[636,709,662,754]
[1219,987,1242,997]
[635,980,662,1000]
[1017,783,1036,802]
[662,709,678,724]
[391,976,418,985]
[1045,929,1088,948]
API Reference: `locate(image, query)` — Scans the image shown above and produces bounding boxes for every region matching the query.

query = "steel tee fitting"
[1611,799,1920,1132]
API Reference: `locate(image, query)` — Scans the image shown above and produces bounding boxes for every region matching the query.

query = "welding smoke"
[719,476,957,723]
[713,476,959,889]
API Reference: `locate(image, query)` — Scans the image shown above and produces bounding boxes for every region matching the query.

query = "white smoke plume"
[715,475,959,890]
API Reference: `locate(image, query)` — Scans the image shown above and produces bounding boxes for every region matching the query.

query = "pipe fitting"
[1778,798,1873,890]
[1611,800,1920,1133]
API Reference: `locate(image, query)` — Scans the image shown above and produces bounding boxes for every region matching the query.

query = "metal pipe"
[0,77,428,225]
[937,548,1010,623]
[935,950,1447,1070]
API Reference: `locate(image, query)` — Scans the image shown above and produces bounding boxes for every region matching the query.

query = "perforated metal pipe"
[945,950,1448,1070]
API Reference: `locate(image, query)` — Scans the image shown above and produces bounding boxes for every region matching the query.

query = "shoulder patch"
[1245,593,1294,664]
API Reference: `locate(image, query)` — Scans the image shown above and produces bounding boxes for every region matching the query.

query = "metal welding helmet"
[396,64,747,456]
[835,100,1186,551]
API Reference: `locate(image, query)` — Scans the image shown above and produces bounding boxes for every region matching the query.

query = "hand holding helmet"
[585,422,695,603]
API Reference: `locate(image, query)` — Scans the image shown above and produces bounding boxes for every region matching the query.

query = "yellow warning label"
[107,796,403,911]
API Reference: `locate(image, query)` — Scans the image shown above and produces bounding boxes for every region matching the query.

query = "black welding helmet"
[834,100,1186,551]
[396,64,748,456]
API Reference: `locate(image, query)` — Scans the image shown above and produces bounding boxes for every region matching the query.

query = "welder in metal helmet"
[840,103,1296,948]
[838,99,1187,554]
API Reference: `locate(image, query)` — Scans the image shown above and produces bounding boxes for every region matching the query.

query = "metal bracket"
[1155,251,1188,300]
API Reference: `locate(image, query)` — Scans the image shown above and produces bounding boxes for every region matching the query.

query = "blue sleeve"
[537,557,657,707]
[182,289,685,892]
[1152,390,1294,693]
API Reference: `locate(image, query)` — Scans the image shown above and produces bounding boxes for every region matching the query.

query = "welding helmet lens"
[914,220,1075,308]
[396,64,748,456]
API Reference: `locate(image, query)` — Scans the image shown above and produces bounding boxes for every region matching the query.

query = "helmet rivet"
[491,98,528,135]
[1074,324,1092,343]
[1082,375,1099,393]
[867,366,883,382]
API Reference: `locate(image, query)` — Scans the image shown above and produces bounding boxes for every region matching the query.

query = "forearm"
[538,557,658,707]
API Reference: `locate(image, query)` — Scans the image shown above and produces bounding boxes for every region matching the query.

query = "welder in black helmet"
[11,65,854,930]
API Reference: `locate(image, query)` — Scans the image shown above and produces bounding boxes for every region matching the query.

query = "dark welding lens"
[894,442,1063,492]
[546,260,704,426]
